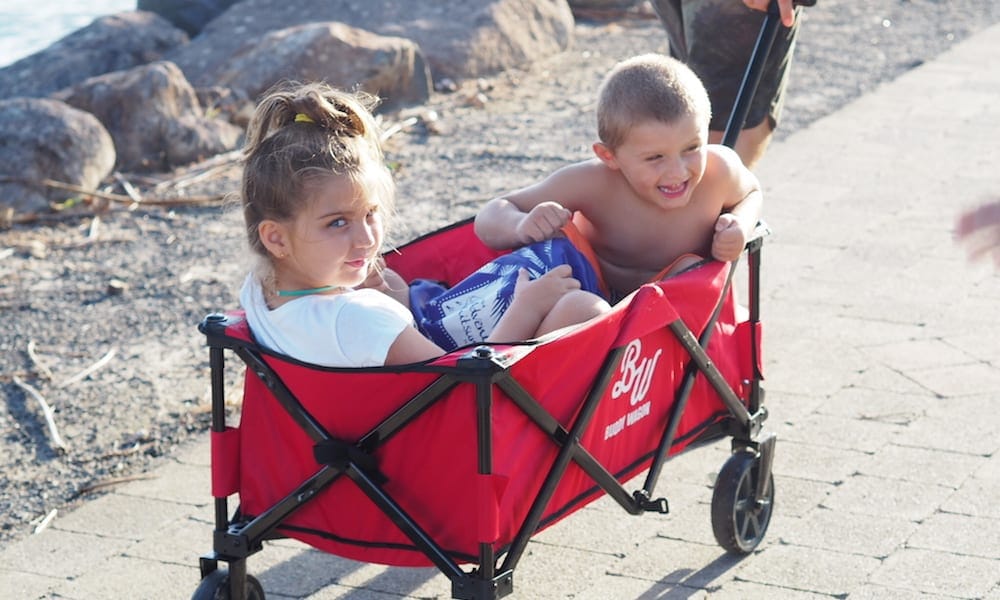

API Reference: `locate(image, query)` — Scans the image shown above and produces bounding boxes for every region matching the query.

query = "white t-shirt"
[239,274,413,368]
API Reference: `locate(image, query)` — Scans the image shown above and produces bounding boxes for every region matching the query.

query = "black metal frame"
[195,232,770,600]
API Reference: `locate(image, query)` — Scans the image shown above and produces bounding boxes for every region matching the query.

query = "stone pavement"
[3,21,1000,600]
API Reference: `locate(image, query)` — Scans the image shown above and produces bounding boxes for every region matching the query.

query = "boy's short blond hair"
[596,53,712,149]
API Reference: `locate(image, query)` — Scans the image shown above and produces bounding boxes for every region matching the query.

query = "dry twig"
[58,347,116,388]
[76,473,157,496]
[26,340,54,381]
[0,176,226,207]
[112,171,143,205]
[32,509,58,534]
[12,375,68,453]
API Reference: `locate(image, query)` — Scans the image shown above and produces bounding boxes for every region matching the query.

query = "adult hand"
[742,0,795,27]
[516,201,572,245]
[956,199,1000,267]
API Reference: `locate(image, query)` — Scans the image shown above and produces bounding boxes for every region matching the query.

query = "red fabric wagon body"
[199,219,773,599]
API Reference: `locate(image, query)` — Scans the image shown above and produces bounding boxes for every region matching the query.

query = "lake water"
[0,1,136,68]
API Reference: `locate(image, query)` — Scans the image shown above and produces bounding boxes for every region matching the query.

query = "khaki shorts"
[650,0,801,132]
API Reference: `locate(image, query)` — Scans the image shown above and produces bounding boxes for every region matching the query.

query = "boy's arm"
[712,147,763,261]
[475,162,593,250]
[475,197,571,249]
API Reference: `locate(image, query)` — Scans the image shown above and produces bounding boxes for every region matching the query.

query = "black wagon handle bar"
[721,0,815,148]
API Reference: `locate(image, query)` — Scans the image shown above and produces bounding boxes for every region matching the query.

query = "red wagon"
[192,216,775,600]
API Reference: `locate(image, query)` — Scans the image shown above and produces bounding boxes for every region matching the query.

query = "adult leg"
[708,119,773,170]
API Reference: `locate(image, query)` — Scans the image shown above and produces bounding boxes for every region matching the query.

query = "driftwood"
[12,375,68,454]
[0,176,227,206]
[32,509,58,534]
[58,347,116,388]
[75,473,157,497]
[26,340,54,381]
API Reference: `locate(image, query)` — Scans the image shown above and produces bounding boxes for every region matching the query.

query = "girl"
[239,82,608,367]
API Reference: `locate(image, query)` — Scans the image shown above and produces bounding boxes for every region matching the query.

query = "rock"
[137,0,239,36]
[567,0,642,8]
[195,86,254,126]
[0,12,188,101]
[167,0,574,85]
[0,98,116,215]
[211,22,431,110]
[567,0,645,20]
[55,61,243,173]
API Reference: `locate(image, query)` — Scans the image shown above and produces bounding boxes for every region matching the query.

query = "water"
[0,1,136,68]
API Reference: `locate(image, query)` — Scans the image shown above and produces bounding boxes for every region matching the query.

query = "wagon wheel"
[191,570,266,600]
[710,449,774,554]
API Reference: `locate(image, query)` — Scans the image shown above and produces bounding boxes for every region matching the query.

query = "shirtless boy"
[474,53,762,301]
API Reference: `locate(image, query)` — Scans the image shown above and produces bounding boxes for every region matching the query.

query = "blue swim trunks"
[409,237,604,351]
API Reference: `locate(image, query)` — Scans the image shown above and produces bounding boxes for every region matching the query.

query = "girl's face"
[600,114,708,210]
[268,175,385,293]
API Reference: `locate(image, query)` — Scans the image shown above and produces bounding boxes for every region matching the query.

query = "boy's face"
[596,113,709,210]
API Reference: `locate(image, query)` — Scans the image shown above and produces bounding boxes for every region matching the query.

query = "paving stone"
[770,440,867,484]
[50,492,196,542]
[115,459,212,506]
[853,443,989,488]
[847,583,960,599]
[731,543,879,597]
[822,473,955,522]
[907,512,1000,560]
[942,464,1000,519]
[775,411,903,454]
[858,337,978,371]
[893,407,1000,456]
[0,527,126,578]
[905,361,1000,399]
[813,386,927,424]
[608,535,741,590]
[777,508,915,559]
[767,476,834,520]
[869,548,1000,599]
[0,569,65,600]
[53,553,198,600]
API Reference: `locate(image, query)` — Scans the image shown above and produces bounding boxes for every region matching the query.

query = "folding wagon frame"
[192,230,774,600]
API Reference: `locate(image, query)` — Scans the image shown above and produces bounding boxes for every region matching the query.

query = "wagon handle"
[721,0,815,148]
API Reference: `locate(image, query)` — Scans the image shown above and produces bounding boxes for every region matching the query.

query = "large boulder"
[211,22,431,109]
[55,61,243,173]
[0,12,188,101]
[137,0,239,36]
[0,98,116,215]
[567,0,642,9]
[167,0,575,85]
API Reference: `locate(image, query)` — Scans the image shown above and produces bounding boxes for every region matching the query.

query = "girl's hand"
[711,213,748,262]
[516,202,572,245]
[513,265,580,315]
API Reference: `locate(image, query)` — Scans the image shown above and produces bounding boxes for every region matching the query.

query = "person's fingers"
[715,213,736,232]
[778,0,796,26]
[743,0,795,26]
